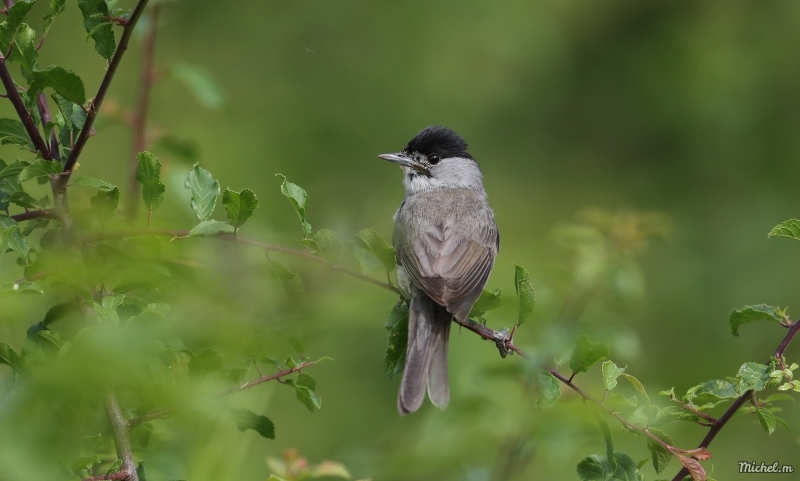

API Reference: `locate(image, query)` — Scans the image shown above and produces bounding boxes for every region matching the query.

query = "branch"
[670,319,800,481]
[10,209,54,222]
[37,92,60,161]
[58,0,151,183]
[0,58,52,160]
[83,229,402,295]
[83,474,128,481]
[126,4,161,219]
[127,360,317,428]
[103,391,139,481]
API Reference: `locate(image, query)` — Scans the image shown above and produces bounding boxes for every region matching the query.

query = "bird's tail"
[398,288,451,415]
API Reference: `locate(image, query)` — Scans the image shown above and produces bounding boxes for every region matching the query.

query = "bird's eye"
[428,154,440,165]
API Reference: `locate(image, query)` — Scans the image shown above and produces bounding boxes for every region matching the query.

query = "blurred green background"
[2,0,800,479]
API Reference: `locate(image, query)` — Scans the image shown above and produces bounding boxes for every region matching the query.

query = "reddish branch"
[670,319,800,481]
[83,474,127,481]
[0,59,52,160]
[57,0,151,185]
[127,4,161,219]
[10,209,54,222]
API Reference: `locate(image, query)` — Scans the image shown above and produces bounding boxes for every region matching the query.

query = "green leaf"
[0,342,26,373]
[228,408,275,439]
[7,23,38,72]
[222,188,258,229]
[354,242,381,274]
[9,191,39,209]
[187,348,223,378]
[768,219,800,241]
[646,428,673,474]
[0,0,36,54]
[354,228,396,273]
[171,62,227,110]
[294,372,322,411]
[90,186,119,223]
[470,288,502,319]
[269,259,304,298]
[729,304,785,336]
[0,160,30,180]
[77,0,116,59]
[1,223,30,261]
[652,406,699,425]
[623,374,651,411]
[0,280,42,294]
[756,407,776,434]
[537,369,561,408]
[136,152,166,215]
[607,391,638,410]
[737,362,769,392]
[569,336,609,375]
[576,453,643,481]
[384,302,409,379]
[275,174,311,237]
[596,414,615,470]
[43,0,67,36]
[300,229,343,264]
[0,118,33,149]
[79,434,103,457]
[602,360,626,391]
[32,67,87,105]
[155,135,199,162]
[128,303,171,326]
[764,393,795,403]
[71,456,101,475]
[188,219,234,237]
[184,163,220,221]
[19,158,61,181]
[131,422,154,448]
[73,176,116,191]
[514,264,535,326]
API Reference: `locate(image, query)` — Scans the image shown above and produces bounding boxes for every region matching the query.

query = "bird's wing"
[396,215,497,321]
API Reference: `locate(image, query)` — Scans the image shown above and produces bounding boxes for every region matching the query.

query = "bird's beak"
[378,152,429,174]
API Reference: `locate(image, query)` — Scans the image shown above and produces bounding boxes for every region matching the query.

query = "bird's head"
[379,126,485,195]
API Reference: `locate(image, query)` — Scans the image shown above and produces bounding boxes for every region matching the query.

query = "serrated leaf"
[576,453,643,481]
[275,174,311,237]
[384,302,408,380]
[188,219,234,237]
[187,348,223,378]
[222,188,258,229]
[32,67,86,104]
[136,152,166,215]
[354,228,395,273]
[77,0,116,59]
[607,391,638,410]
[9,191,38,209]
[19,158,62,181]
[764,393,795,403]
[269,259,303,298]
[768,219,800,241]
[184,164,220,221]
[295,372,322,411]
[229,408,275,439]
[43,0,67,36]
[171,62,227,110]
[595,414,616,470]
[0,118,33,149]
[756,407,776,434]
[514,264,535,326]
[0,280,42,294]
[0,1,36,55]
[0,160,30,180]
[73,176,116,190]
[653,406,699,425]
[677,454,707,481]
[90,186,119,223]
[300,229,342,264]
[569,336,609,375]
[647,428,673,474]
[699,379,738,399]
[602,360,625,391]
[729,304,785,336]
[353,243,381,274]
[536,369,560,408]
[470,288,502,319]
[623,374,651,411]
[8,23,38,72]
[738,362,769,392]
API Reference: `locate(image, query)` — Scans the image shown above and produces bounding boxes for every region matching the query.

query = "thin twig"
[58,0,151,183]
[0,58,51,160]
[670,319,800,481]
[83,474,128,481]
[103,391,139,481]
[37,92,61,161]
[10,209,55,222]
[126,3,161,219]
[127,360,316,428]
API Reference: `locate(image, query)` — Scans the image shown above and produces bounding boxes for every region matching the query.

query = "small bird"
[379,126,499,415]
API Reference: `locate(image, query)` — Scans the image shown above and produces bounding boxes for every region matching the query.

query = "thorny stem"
[126,360,316,428]
[127,4,161,220]
[670,319,800,481]
[103,391,139,481]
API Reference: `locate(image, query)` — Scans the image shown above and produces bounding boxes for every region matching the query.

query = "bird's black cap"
[404,126,473,160]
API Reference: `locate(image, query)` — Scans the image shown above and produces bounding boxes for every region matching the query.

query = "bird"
[378,126,499,415]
